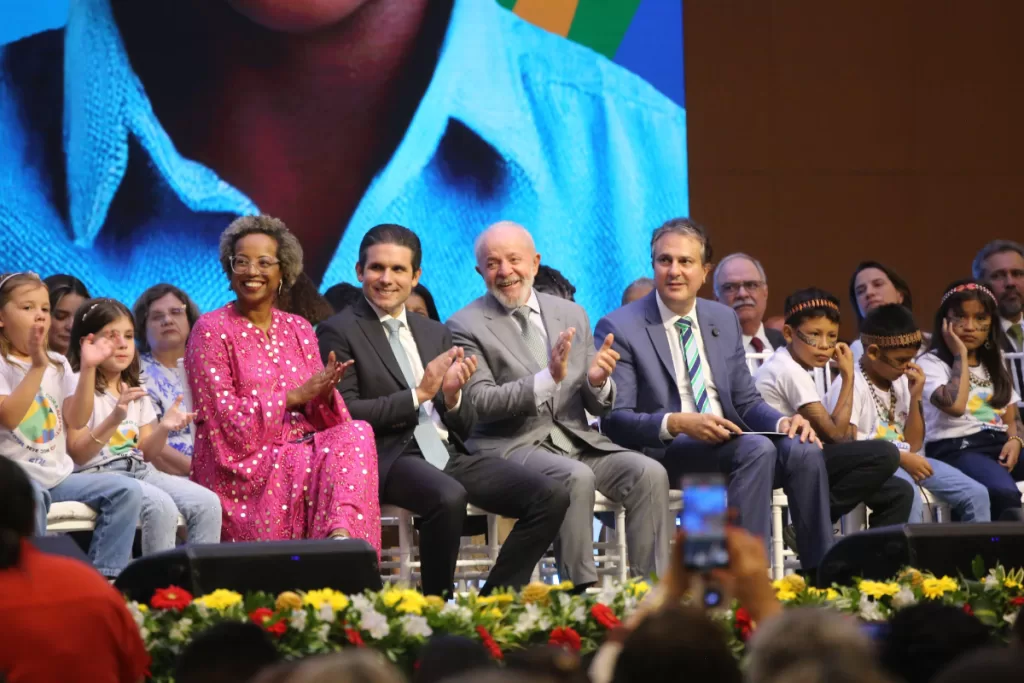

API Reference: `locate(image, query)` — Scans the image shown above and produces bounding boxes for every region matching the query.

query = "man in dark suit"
[317,224,568,597]
[974,240,1024,405]
[713,253,784,373]
[596,219,834,570]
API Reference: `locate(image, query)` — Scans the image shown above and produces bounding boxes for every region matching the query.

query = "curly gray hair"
[219,215,304,291]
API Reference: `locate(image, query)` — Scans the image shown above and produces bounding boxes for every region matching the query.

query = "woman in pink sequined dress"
[186,215,380,551]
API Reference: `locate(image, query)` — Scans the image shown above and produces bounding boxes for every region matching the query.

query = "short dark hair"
[67,298,140,392]
[860,304,918,339]
[650,217,712,264]
[0,456,35,569]
[324,282,363,313]
[849,261,914,323]
[533,265,576,301]
[972,239,1024,281]
[879,602,992,683]
[279,272,335,327]
[175,621,282,683]
[411,283,441,321]
[612,606,741,683]
[784,288,842,327]
[132,283,201,353]
[358,224,423,272]
[44,274,91,312]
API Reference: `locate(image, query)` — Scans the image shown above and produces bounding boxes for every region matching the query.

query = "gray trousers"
[506,443,672,584]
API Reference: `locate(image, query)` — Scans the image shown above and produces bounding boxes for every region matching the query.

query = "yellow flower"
[922,576,959,599]
[776,589,797,602]
[382,589,404,608]
[194,589,243,611]
[137,604,149,613]
[552,580,575,592]
[782,574,806,593]
[898,568,924,587]
[487,608,503,619]
[425,595,445,610]
[859,581,900,600]
[396,590,428,615]
[807,587,839,601]
[629,581,650,597]
[276,591,303,611]
[303,589,350,612]
[521,583,552,605]
[1005,578,1021,590]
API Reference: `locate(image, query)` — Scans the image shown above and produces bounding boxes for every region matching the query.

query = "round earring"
[984,340,992,349]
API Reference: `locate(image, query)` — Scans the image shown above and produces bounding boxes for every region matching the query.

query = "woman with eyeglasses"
[184,215,380,549]
[133,284,202,475]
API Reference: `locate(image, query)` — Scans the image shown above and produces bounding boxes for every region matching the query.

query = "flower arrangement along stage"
[130,560,1024,683]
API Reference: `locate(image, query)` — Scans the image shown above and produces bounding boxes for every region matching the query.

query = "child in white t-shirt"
[0,271,142,578]
[755,287,912,527]
[918,280,1023,521]
[825,304,989,523]
[65,298,221,554]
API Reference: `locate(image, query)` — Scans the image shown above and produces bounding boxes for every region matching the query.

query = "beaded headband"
[941,282,996,305]
[81,302,101,320]
[860,330,923,349]
[785,298,840,319]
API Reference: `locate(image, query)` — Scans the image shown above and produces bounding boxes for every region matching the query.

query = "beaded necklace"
[859,360,897,426]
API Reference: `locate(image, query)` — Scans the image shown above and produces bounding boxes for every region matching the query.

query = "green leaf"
[972,555,986,581]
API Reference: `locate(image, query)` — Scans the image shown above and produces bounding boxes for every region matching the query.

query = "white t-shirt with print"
[825,371,913,451]
[0,354,78,488]
[754,347,823,417]
[918,351,1021,444]
[78,390,158,470]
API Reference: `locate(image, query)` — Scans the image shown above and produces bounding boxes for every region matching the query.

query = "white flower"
[318,603,336,623]
[350,594,373,612]
[400,614,433,638]
[834,597,853,611]
[126,602,146,628]
[1005,612,1018,627]
[140,628,150,643]
[169,617,194,642]
[316,624,331,642]
[514,602,548,635]
[622,595,639,617]
[361,608,391,640]
[570,604,586,624]
[891,586,918,609]
[556,592,571,609]
[595,576,618,606]
[194,604,211,619]
[290,609,308,631]
[441,603,473,625]
[858,595,885,622]
[984,575,1000,592]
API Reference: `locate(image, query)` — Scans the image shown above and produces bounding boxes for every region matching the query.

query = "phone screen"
[681,476,729,570]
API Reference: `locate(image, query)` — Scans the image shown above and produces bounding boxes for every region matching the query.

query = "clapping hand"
[114,382,149,416]
[28,323,49,368]
[548,328,575,383]
[588,333,620,388]
[79,334,115,370]
[160,395,196,432]
[442,348,478,407]
[320,352,354,400]
[417,348,458,405]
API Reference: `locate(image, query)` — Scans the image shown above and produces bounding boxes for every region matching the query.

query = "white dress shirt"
[742,322,775,374]
[656,293,724,441]
[368,299,458,442]
[502,290,612,406]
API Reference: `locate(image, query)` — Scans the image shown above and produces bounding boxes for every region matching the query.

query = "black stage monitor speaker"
[817,523,1024,587]
[115,538,382,603]
[31,535,94,567]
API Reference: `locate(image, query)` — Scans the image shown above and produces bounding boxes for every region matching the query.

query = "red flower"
[150,586,193,611]
[962,604,973,616]
[476,625,503,660]
[591,604,622,630]
[734,607,754,641]
[549,627,582,652]
[1011,597,1024,607]
[345,628,365,648]
[250,607,287,637]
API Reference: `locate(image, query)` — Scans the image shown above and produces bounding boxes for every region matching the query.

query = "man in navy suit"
[596,219,834,569]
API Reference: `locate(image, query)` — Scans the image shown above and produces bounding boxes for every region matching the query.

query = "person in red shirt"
[0,456,149,683]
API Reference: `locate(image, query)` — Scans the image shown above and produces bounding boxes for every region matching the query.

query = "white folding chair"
[46,501,187,533]
[1006,351,1024,410]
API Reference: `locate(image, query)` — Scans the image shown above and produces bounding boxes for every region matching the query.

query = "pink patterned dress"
[186,304,380,551]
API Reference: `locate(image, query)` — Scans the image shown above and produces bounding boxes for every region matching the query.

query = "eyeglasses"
[150,307,187,324]
[230,256,281,274]
[718,280,765,295]
[794,328,837,350]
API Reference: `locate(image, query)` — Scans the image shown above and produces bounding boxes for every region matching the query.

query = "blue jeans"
[82,458,222,553]
[31,473,143,577]
[895,458,991,523]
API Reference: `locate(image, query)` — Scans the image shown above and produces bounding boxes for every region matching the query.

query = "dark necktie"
[750,336,766,353]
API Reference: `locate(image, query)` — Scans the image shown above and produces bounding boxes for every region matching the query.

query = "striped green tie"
[675,317,711,413]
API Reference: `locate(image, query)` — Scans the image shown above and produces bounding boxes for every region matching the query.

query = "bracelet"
[87,431,105,446]
[1011,435,1024,450]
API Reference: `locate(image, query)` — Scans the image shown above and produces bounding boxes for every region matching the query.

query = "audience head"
[972,239,1024,323]
[414,635,494,683]
[534,265,577,302]
[505,646,588,683]
[612,605,741,683]
[859,304,922,385]
[747,608,884,683]
[132,283,200,357]
[782,288,842,369]
[474,221,540,308]
[220,215,304,310]
[0,455,35,570]
[621,277,655,306]
[270,650,406,683]
[43,274,91,356]
[356,223,423,317]
[280,272,335,327]
[406,283,440,321]
[650,217,712,314]
[931,648,1024,683]
[0,272,60,369]
[68,298,140,391]
[878,602,992,683]
[764,315,785,333]
[714,253,769,335]
[928,279,1012,407]
[849,262,913,324]
[324,282,363,313]
[175,621,282,683]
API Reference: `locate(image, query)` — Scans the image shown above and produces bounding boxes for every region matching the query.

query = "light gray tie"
[512,306,575,453]
[383,318,449,470]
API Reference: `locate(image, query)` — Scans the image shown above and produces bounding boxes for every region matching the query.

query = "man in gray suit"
[596,219,834,570]
[447,221,672,589]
